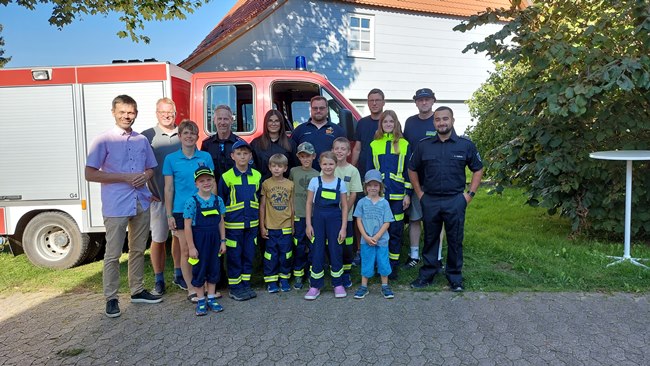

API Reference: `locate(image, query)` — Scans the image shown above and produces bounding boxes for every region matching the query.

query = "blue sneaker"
[280,279,291,292]
[293,277,303,290]
[207,297,223,312]
[352,252,361,266]
[342,274,353,288]
[173,276,187,291]
[267,282,280,293]
[195,298,207,316]
[152,280,165,296]
[381,285,395,299]
[353,286,368,299]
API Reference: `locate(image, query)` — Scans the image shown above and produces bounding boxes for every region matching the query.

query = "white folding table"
[589,150,650,268]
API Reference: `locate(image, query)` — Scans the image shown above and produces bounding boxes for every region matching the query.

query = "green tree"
[0,24,10,67]
[456,0,650,237]
[0,0,207,43]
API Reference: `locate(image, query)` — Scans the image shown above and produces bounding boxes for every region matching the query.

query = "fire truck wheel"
[22,212,90,269]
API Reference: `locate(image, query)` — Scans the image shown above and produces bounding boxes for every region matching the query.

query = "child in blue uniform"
[184,166,226,315]
[218,139,262,301]
[369,110,412,279]
[353,169,395,299]
[305,151,348,300]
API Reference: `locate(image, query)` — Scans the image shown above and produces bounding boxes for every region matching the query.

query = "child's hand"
[219,242,226,255]
[306,225,314,242]
[338,228,346,244]
[189,247,198,259]
[261,227,269,239]
[363,234,377,246]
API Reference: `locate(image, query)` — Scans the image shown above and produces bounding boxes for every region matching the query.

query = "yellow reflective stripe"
[294,216,301,222]
[293,237,298,246]
[264,251,272,260]
[390,172,404,183]
[321,190,336,200]
[330,267,343,277]
[389,193,405,200]
[279,273,291,279]
[394,213,404,221]
[293,269,305,277]
[250,201,259,209]
[286,251,293,259]
[201,209,219,216]
[264,275,279,282]
[310,267,325,279]
[389,252,400,260]
[225,222,245,229]
[254,237,258,245]
[242,274,251,281]
[226,202,244,212]
[228,276,242,285]
[226,239,237,248]
[404,181,413,189]
[282,227,293,235]
[343,264,352,271]
[345,237,353,245]
[250,220,259,228]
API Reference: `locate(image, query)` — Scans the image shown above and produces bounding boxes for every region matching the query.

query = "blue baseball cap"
[232,139,251,151]
[413,88,435,101]
[364,169,383,184]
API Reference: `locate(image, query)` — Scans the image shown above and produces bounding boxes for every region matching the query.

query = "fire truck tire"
[83,233,105,263]
[22,212,90,269]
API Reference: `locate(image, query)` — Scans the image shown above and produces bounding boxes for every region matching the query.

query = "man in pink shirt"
[85,95,162,318]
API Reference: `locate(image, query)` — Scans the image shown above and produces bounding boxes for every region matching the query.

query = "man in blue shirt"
[291,96,345,171]
[402,88,438,269]
[408,106,483,292]
[351,88,385,179]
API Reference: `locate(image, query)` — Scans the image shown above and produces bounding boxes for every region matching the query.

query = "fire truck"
[0,61,359,269]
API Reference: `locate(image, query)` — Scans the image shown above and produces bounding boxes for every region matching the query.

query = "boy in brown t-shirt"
[259,153,295,293]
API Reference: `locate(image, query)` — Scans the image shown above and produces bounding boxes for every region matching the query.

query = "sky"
[0,0,238,68]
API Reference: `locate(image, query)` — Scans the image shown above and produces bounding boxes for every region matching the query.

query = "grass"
[1,187,650,294]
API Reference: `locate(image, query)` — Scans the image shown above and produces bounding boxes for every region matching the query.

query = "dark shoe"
[388,266,399,280]
[229,288,249,301]
[246,287,257,299]
[403,257,420,269]
[352,252,361,266]
[293,277,303,290]
[152,280,165,296]
[187,293,198,303]
[450,282,464,292]
[105,299,121,318]
[353,286,368,299]
[267,282,280,293]
[131,290,163,304]
[195,298,207,316]
[207,297,223,312]
[410,278,431,289]
[173,276,188,290]
[381,285,395,299]
[280,279,291,292]
[342,274,353,288]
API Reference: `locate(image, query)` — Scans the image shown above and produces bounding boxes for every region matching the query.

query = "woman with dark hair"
[251,110,297,180]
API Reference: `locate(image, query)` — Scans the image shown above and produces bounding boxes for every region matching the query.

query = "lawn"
[1,188,649,294]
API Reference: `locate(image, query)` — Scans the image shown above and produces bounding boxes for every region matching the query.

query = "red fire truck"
[0,61,359,269]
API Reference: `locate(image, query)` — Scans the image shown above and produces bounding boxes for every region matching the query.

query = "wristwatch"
[467,191,476,198]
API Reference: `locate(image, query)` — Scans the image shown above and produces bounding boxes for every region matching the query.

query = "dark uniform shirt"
[403,114,436,151]
[354,115,379,178]
[200,133,242,181]
[408,130,483,196]
[250,137,297,181]
[290,118,345,171]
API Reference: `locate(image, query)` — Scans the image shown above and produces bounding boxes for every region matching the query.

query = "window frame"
[347,13,375,59]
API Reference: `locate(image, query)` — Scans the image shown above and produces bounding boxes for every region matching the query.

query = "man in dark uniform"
[408,106,483,292]
[201,105,243,180]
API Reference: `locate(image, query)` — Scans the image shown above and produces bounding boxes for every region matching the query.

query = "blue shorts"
[360,243,392,278]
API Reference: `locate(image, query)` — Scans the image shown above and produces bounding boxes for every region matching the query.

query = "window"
[204,83,254,135]
[348,14,374,58]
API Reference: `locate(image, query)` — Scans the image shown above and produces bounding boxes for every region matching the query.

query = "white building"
[180,0,525,134]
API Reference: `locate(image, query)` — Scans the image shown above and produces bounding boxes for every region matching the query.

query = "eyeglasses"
[311,106,327,111]
[157,111,176,115]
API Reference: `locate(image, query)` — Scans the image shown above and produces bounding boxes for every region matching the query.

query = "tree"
[456,0,650,237]
[0,24,10,67]
[0,0,207,43]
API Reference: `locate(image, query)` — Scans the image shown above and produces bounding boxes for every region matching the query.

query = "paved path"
[0,288,648,365]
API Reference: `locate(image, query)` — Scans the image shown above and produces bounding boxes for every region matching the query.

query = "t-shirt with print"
[182,193,226,227]
[353,196,394,247]
[332,163,362,221]
[261,177,294,229]
[289,166,320,218]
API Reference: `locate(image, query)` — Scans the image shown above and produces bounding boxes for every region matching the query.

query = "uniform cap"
[232,139,251,151]
[364,169,383,184]
[413,88,435,100]
[194,166,214,181]
[296,142,316,155]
